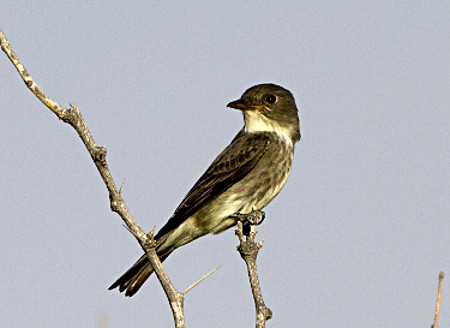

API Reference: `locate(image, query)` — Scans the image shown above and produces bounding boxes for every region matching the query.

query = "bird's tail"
[108,251,172,297]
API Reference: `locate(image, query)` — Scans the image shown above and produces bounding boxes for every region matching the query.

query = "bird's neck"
[244,111,295,147]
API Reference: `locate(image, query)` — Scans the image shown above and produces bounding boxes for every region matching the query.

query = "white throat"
[244,111,293,146]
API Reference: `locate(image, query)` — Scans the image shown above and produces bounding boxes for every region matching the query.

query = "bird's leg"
[230,210,266,236]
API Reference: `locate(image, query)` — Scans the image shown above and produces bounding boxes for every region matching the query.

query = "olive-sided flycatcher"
[109,83,301,296]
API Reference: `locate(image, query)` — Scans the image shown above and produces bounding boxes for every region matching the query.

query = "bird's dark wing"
[154,130,270,240]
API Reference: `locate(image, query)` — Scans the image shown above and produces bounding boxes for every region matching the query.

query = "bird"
[109,83,301,297]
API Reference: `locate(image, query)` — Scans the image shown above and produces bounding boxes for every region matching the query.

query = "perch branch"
[235,221,272,328]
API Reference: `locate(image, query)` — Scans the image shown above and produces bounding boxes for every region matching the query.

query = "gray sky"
[1,1,449,327]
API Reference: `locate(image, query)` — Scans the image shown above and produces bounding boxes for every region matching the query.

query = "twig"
[235,221,272,328]
[432,272,445,328]
[119,178,126,195]
[183,266,222,295]
[1,28,187,327]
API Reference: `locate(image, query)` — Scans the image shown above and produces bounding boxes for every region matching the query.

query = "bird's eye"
[266,95,277,104]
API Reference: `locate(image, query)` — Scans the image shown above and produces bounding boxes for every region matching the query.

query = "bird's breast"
[229,136,294,213]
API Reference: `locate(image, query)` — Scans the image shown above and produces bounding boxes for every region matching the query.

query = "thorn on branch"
[145,226,157,243]
[119,178,126,195]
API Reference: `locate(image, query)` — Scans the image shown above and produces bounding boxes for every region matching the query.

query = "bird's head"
[227,84,300,144]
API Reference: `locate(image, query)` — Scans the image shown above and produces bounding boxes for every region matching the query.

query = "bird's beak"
[227,99,263,111]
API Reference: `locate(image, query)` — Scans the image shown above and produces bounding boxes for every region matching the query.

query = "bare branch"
[141,230,185,328]
[1,29,141,240]
[432,271,445,328]
[1,28,186,327]
[235,220,272,328]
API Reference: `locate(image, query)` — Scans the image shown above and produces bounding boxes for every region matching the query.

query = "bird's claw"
[231,210,266,236]
[247,210,266,225]
[232,210,265,225]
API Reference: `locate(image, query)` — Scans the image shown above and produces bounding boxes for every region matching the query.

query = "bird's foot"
[232,210,265,225]
[231,210,265,236]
